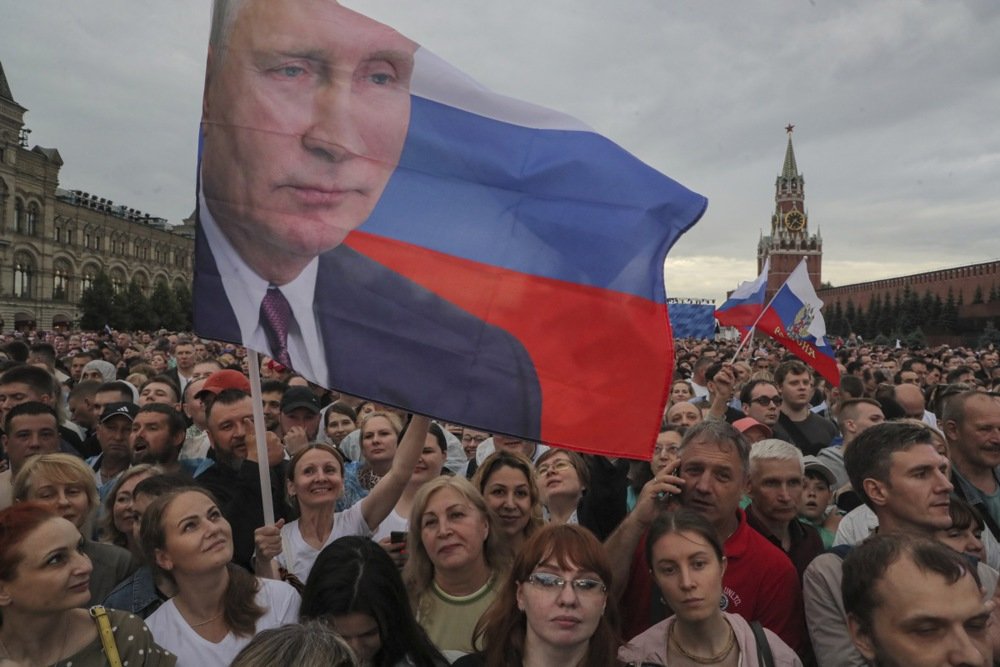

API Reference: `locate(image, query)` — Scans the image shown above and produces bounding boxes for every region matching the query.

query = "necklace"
[668,621,736,664]
[188,611,224,628]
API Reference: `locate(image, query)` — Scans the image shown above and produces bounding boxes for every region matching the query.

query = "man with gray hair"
[943,390,1000,540]
[746,438,824,578]
[607,420,806,653]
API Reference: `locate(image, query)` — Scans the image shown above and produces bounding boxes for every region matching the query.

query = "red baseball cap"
[196,369,251,398]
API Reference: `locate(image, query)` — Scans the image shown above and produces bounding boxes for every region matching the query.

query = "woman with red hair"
[454,523,620,667]
[0,503,174,665]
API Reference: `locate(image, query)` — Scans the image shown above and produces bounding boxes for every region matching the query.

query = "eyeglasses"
[653,445,680,458]
[749,396,783,407]
[525,572,607,595]
[536,460,573,476]
[461,433,489,443]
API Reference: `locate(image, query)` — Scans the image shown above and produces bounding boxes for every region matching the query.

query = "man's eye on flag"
[193,1,707,459]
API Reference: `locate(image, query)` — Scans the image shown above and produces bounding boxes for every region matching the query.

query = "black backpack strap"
[751,621,775,667]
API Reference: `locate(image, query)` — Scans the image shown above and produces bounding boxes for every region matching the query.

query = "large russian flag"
[194,7,706,459]
[715,258,769,330]
[343,49,705,457]
[757,260,840,387]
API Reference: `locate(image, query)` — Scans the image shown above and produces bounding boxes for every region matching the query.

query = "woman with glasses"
[453,524,619,667]
[618,510,800,666]
[535,449,589,526]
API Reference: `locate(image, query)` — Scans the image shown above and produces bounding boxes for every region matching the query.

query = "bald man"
[893,383,937,428]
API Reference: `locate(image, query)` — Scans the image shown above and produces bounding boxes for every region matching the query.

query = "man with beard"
[130,404,198,475]
[195,388,289,567]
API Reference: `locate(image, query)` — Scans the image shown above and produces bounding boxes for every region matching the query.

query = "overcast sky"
[3,0,998,301]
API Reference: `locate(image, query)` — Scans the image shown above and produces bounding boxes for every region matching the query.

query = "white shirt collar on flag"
[198,190,329,385]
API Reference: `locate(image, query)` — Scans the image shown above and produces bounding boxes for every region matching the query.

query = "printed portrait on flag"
[194,0,707,456]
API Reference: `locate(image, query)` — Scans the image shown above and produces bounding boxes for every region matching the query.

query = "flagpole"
[247,351,276,527]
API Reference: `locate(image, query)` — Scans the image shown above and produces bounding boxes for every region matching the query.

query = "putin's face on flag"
[202,0,416,283]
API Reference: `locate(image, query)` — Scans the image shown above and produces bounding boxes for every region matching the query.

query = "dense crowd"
[0,330,999,666]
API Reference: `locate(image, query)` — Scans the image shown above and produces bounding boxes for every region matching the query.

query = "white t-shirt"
[146,578,300,667]
[277,501,372,582]
[372,508,408,543]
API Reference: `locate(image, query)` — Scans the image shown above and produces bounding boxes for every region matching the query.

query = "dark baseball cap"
[100,402,139,424]
[280,386,320,414]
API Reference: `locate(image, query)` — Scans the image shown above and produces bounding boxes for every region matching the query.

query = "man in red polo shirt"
[606,420,805,653]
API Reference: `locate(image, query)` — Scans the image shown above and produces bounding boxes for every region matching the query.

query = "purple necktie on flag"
[259,287,293,368]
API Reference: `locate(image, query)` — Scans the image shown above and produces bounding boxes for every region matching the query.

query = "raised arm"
[605,466,683,601]
[360,414,431,530]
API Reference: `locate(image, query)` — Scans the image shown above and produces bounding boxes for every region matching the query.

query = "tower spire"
[781,124,798,179]
[0,59,14,102]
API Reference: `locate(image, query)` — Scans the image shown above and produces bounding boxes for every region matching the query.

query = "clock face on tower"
[785,210,805,231]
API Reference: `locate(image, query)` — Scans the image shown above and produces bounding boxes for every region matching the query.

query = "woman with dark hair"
[301,536,447,667]
[618,510,800,666]
[140,487,299,666]
[627,425,684,512]
[325,402,358,447]
[0,503,174,666]
[100,463,160,558]
[935,495,987,562]
[473,451,543,555]
[535,448,589,526]
[454,524,619,667]
[254,415,429,583]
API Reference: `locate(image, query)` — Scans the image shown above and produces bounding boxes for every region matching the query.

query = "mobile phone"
[390,531,407,544]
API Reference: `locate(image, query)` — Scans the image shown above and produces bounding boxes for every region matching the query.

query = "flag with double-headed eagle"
[757,259,840,386]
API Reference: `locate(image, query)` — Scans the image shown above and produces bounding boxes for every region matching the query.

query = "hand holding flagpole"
[247,351,275,528]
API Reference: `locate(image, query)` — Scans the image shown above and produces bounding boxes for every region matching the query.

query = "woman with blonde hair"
[454,524,620,667]
[140,487,299,666]
[473,451,543,555]
[403,476,511,659]
[339,411,406,510]
[13,453,135,604]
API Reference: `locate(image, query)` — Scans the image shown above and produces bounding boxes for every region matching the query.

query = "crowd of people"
[1,329,999,666]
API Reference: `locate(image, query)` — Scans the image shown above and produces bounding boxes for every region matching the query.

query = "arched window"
[13,252,34,298]
[110,267,126,293]
[81,266,97,293]
[53,259,72,301]
[25,203,39,236]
